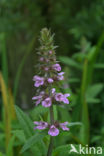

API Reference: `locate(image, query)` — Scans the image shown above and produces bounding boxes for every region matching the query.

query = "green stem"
[47,105,54,156]
[80,59,90,144]
[47,136,54,156]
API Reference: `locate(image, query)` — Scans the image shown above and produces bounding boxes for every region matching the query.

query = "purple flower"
[32,95,42,106]
[39,57,44,61]
[47,78,54,83]
[59,122,69,131]
[42,97,52,107]
[35,99,41,105]
[32,95,42,100]
[49,50,53,54]
[32,91,45,106]
[48,125,59,136]
[52,64,61,71]
[44,67,49,71]
[33,76,44,87]
[55,93,70,104]
[40,91,45,95]
[63,94,70,104]
[55,93,64,102]
[52,88,56,94]
[34,121,48,130]
[57,72,64,80]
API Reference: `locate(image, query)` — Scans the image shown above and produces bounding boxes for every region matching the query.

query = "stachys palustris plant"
[32,28,70,156]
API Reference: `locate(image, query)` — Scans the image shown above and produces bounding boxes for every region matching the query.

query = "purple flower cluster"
[53,88,70,104]
[33,64,64,87]
[32,29,70,136]
[34,121,69,136]
[32,88,70,107]
[52,64,61,71]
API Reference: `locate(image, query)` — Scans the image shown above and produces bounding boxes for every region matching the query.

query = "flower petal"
[48,125,59,136]
[42,97,52,107]
[60,122,69,131]
[52,64,61,71]
[55,93,64,102]
[34,121,48,130]
[47,78,54,83]
[52,88,56,94]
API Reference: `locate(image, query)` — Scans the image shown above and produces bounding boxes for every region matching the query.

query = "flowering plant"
[32,28,71,155]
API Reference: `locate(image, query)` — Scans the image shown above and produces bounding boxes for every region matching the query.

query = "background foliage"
[0,0,104,155]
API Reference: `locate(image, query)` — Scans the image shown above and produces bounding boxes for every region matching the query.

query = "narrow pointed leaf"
[20,131,46,153]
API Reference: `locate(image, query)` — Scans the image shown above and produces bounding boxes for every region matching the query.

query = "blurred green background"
[0,0,104,155]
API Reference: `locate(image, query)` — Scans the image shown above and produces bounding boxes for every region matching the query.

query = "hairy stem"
[47,136,54,156]
[47,105,54,156]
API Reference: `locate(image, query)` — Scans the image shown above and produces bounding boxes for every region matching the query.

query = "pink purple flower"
[32,95,42,106]
[32,95,42,100]
[44,67,49,71]
[55,93,64,102]
[48,125,59,136]
[47,78,54,83]
[32,91,45,106]
[40,91,45,95]
[57,72,64,80]
[52,88,56,94]
[42,97,52,107]
[52,64,61,71]
[33,76,44,87]
[39,57,44,61]
[35,99,41,105]
[49,50,52,54]
[54,93,70,104]
[63,94,70,104]
[34,121,48,130]
[59,122,69,131]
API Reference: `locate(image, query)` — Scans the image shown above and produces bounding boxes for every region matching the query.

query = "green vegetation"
[0,0,104,155]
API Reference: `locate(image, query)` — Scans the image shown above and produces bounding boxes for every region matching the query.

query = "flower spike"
[32,28,70,139]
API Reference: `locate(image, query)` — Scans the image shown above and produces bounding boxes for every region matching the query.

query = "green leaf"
[80,59,90,144]
[0,152,4,156]
[30,105,48,118]
[7,135,15,156]
[86,98,100,104]
[0,122,4,130]
[91,135,101,143]
[12,130,26,143]
[72,52,86,61]
[20,131,46,153]
[67,122,82,127]
[31,147,41,156]
[68,78,80,83]
[15,105,34,137]
[13,37,36,100]
[86,32,104,85]
[53,144,79,156]
[87,46,96,61]
[59,56,82,70]
[94,63,104,69]
[0,133,4,141]
[37,140,47,156]
[86,84,103,98]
